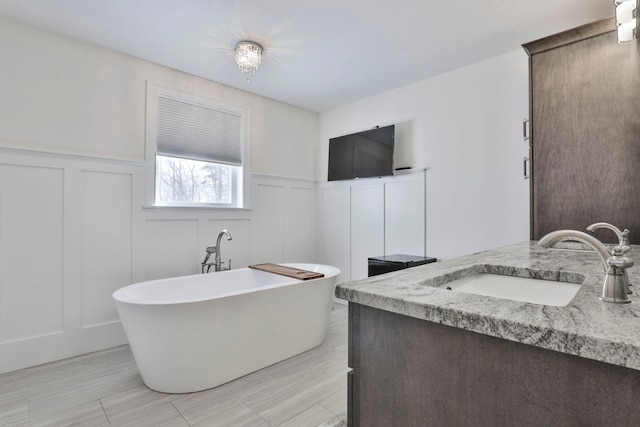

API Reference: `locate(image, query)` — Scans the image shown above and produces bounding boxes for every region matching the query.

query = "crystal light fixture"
[234,40,263,82]
[614,0,637,44]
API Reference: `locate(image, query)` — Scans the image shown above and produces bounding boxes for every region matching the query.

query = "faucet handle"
[609,229,631,256]
[618,229,631,255]
[609,247,634,267]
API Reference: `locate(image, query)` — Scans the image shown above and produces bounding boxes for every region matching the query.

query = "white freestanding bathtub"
[112,263,340,393]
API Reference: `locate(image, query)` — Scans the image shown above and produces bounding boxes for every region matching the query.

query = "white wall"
[319,50,531,259]
[0,16,318,177]
[0,17,319,373]
[0,15,532,372]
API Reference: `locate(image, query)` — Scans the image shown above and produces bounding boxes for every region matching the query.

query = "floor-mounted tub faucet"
[215,229,232,272]
[538,230,633,303]
[201,229,233,273]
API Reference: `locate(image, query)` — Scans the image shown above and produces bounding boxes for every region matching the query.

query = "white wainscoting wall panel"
[0,151,144,374]
[250,175,317,265]
[0,163,65,343]
[251,182,285,263]
[318,185,351,284]
[0,150,320,374]
[145,219,200,280]
[318,170,427,284]
[385,173,426,257]
[350,183,384,280]
[287,186,317,263]
[81,170,133,328]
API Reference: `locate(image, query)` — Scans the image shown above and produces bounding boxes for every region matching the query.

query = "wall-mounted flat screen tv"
[328,124,395,181]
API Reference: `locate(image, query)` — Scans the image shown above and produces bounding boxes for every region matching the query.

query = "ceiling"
[0,0,613,112]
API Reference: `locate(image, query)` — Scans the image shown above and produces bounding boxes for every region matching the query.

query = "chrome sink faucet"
[538,230,633,303]
[587,222,632,294]
[201,229,233,273]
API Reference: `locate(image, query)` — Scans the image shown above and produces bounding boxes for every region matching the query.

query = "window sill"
[142,205,252,211]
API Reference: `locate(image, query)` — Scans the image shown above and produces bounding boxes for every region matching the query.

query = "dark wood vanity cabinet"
[347,303,640,426]
[522,18,640,244]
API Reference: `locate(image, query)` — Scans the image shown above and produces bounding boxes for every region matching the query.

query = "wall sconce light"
[614,0,638,44]
[234,40,263,82]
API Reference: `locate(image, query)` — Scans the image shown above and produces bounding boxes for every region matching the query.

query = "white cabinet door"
[318,170,426,283]
[351,183,384,281]
[319,185,351,283]
[385,176,425,256]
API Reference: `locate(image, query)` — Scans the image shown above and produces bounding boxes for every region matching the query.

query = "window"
[146,82,247,208]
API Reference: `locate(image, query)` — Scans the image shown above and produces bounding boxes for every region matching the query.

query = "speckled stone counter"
[336,241,640,371]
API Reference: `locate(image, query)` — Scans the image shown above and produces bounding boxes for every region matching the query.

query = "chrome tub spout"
[214,230,232,272]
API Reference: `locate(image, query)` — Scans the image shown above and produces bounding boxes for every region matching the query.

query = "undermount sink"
[442,273,582,307]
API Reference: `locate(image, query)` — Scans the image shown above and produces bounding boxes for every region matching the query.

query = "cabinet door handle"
[523,157,530,180]
[523,119,530,141]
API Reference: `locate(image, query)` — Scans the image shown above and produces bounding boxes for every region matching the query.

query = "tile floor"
[0,304,348,426]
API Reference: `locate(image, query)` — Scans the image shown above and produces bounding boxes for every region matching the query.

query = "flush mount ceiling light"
[234,40,263,82]
[614,0,638,44]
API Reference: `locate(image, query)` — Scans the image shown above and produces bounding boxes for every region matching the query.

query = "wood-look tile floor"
[0,304,348,427]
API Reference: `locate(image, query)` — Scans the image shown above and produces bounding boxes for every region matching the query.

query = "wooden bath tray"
[249,263,324,280]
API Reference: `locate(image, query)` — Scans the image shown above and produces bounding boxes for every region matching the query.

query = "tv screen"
[328,125,395,181]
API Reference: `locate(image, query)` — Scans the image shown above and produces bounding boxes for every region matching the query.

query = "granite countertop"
[335,241,640,371]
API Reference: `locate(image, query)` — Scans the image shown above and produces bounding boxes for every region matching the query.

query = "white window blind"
[156,95,243,166]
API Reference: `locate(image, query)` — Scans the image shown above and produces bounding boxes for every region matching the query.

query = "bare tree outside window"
[156,156,232,204]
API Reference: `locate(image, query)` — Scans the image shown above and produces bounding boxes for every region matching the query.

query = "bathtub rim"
[112,263,340,306]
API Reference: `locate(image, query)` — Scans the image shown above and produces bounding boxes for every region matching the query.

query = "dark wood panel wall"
[523,18,640,244]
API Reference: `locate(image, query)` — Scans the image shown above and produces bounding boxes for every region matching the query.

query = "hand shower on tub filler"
[202,230,232,273]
